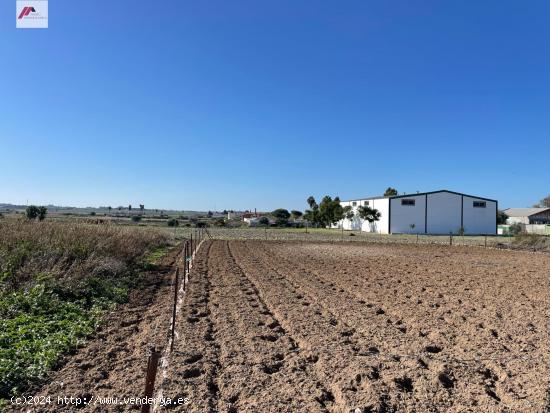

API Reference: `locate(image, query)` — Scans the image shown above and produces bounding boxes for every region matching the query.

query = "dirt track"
[13,240,550,412]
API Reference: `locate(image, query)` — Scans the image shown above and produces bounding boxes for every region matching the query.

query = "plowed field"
[165,240,550,412]
[15,240,550,412]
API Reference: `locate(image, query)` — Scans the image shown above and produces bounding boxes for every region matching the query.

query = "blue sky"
[1,1,549,211]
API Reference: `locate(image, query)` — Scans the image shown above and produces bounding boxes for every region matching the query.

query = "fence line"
[147,227,206,413]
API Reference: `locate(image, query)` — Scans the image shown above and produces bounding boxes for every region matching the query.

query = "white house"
[334,190,497,235]
[504,208,550,225]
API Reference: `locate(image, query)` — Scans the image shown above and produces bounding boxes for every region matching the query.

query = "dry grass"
[512,233,550,252]
[0,219,170,290]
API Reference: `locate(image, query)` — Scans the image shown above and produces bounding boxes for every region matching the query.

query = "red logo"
[18,6,36,19]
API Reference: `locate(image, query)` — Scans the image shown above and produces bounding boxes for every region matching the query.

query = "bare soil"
[12,240,550,412]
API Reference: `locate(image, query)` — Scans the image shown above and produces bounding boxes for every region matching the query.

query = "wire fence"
[142,227,206,413]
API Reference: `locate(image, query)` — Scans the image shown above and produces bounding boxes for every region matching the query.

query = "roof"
[343,190,497,203]
[503,207,550,217]
[343,195,389,202]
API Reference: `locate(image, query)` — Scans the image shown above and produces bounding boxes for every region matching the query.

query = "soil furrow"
[230,241,399,412]
[185,240,329,412]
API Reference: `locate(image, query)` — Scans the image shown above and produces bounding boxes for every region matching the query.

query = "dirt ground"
[12,240,550,412]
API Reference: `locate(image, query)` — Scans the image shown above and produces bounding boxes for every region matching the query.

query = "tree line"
[303,196,381,228]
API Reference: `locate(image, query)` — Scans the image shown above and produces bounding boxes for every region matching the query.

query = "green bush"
[167,218,179,227]
[508,223,523,236]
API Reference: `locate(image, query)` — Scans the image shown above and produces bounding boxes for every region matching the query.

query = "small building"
[335,190,497,235]
[503,208,550,225]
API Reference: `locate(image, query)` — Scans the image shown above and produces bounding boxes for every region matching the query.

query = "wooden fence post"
[170,267,179,352]
[141,347,161,413]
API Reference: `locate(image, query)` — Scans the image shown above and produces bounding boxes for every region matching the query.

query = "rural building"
[503,208,550,225]
[335,190,497,235]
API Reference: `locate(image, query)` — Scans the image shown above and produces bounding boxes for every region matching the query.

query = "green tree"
[384,187,398,196]
[318,196,344,227]
[25,205,40,220]
[259,216,270,226]
[290,210,303,220]
[272,208,291,226]
[343,206,354,221]
[304,196,320,226]
[37,206,47,221]
[497,210,508,225]
[357,205,381,224]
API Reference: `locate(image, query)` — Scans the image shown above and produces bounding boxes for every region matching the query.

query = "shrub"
[508,223,523,236]
[131,215,142,222]
[25,206,47,221]
[167,218,179,227]
[90,211,96,216]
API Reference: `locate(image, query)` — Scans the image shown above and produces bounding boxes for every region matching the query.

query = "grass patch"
[142,246,169,270]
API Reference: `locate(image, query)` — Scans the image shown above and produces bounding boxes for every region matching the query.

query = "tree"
[304,196,320,226]
[384,187,398,197]
[25,205,40,220]
[318,196,344,227]
[357,205,381,224]
[37,206,47,221]
[131,215,142,222]
[534,195,550,208]
[290,210,303,220]
[208,211,213,218]
[139,204,145,214]
[304,196,345,227]
[272,208,291,226]
[26,205,47,220]
[343,206,354,221]
[339,205,355,235]
[259,217,269,226]
[128,205,132,211]
[497,210,508,225]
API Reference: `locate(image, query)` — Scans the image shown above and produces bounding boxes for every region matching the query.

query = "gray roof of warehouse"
[345,189,497,203]
[504,207,550,217]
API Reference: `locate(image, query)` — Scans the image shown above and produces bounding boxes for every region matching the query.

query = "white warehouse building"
[335,190,497,235]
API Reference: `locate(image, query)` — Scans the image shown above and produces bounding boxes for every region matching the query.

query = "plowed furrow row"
[202,240,330,412]
[229,241,402,412]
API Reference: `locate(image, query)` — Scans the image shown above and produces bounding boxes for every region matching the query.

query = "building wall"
[529,211,550,224]
[389,192,496,235]
[336,198,390,233]
[389,194,427,234]
[365,198,389,233]
[507,216,529,225]
[426,192,462,234]
[462,195,497,234]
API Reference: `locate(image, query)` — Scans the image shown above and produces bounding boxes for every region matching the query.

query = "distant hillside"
[0,203,216,216]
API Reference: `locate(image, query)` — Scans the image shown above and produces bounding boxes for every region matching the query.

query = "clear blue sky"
[1,1,549,211]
